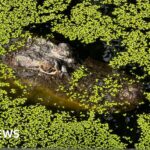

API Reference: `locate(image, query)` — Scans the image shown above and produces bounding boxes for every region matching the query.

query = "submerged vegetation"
[0,0,150,149]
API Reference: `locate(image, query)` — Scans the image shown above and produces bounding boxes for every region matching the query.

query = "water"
[1,34,148,148]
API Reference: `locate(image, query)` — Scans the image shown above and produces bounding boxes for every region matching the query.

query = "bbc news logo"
[0,130,19,138]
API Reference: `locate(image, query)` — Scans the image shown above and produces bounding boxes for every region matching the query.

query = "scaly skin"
[4,37,75,76]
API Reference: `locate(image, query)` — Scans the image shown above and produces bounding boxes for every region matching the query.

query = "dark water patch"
[110,38,124,50]
[125,27,134,32]
[105,112,139,148]
[123,63,145,77]
[95,97,150,148]
[143,79,150,92]
[23,21,52,38]
[90,0,102,5]
[102,38,126,63]
[90,0,116,17]
[127,0,137,4]
[76,39,104,61]
[143,17,150,22]
[73,37,126,63]
[99,4,116,17]
[63,0,82,19]
[36,0,45,6]
[134,98,150,114]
